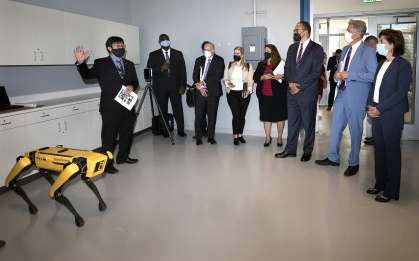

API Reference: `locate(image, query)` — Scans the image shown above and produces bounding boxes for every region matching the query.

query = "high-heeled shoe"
[277,139,283,147]
[234,138,239,146]
[366,188,380,194]
[238,136,246,143]
[264,137,272,147]
[375,195,399,202]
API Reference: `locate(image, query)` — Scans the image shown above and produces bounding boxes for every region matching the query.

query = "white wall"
[130,0,299,138]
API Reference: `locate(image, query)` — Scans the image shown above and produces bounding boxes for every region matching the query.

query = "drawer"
[87,100,100,111]
[0,114,26,131]
[61,103,88,116]
[26,108,61,125]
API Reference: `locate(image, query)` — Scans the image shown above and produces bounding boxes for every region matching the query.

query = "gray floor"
[1,108,419,261]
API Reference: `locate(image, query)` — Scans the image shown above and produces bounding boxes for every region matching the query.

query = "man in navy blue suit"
[315,20,377,176]
[275,21,324,162]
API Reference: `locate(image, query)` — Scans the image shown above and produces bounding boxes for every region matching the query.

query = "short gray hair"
[349,19,367,38]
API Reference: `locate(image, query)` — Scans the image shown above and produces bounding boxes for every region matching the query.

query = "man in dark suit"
[147,34,187,138]
[74,36,139,174]
[193,42,225,145]
[326,49,342,110]
[275,21,324,162]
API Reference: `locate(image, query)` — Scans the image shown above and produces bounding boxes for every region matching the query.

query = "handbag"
[185,84,196,107]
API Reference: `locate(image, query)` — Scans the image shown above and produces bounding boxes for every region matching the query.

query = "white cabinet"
[108,21,126,40]
[26,119,62,151]
[0,126,28,183]
[88,17,110,65]
[61,113,90,150]
[0,1,36,65]
[124,25,140,64]
[64,12,90,64]
[33,6,66,65]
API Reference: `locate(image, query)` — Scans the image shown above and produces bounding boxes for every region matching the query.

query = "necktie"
[203,59,211,87]
[340,47,352,90]
[295,43,304,69]
[117,59,124,79]
[165,51,170,78]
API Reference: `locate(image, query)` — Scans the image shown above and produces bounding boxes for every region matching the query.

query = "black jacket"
[77,56,139,112]
[192,55,225,97]
[327,55,339,81]
[146,48,187,94]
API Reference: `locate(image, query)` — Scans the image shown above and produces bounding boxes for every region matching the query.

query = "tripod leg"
[149,87,175,145]
[82,177,107,212]
[54,189,85,227]
[39,169,55,186]
[135,86,149,118]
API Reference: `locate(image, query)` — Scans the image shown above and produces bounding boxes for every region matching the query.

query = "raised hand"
[73,46,89,64]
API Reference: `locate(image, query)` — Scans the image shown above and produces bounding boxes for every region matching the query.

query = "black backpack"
[185,84,196,107]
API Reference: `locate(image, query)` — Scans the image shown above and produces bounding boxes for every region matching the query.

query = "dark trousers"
[202,109,208,133]
[101,109,136,162]
[226,90,251,134]
[155,90,185,133]
[195,93,220,140]
[285,98,317,154]
[328,81,338,107]
[372,113,404,199]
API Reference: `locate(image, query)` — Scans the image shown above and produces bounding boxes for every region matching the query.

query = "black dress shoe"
[196,139,203,146]
[275,151,296,158]
[375,195,399,202]
[104,164,119,174]
[208,138,217,144]
[117,157,138,164]
[366,188,380,194]
[178,131,187,137]
[162,132,170,138]
[264,137,272,147]
[234,138,239,146]
[238,136,246,143]
[344,165,359,176]
[315,158,340,166]
[365,136,373,141]
[364,140,374,145]
[301,153,312,162]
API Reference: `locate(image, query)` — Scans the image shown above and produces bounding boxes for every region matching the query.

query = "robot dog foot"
[83,177,107,212]
[54,191,85,227]
[11,183,38,215]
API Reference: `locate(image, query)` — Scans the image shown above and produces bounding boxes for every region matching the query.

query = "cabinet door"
[0,127,28,183]
[142,94,153,129]
[33,6,66,64]
[108,21,127,59]
[88,17,109,65]
[64,12,90,64]
[26,119,62,151]
[0,1,36,65]
[124,25,140,64]
[61,113,90,150]
[88,109,102,150]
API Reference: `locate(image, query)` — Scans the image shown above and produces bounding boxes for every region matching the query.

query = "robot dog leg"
[50,163,85,227]
[5,156,38,215]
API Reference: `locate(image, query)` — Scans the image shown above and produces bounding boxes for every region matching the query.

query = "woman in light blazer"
[223,46,254,145]
[366,29,412,202]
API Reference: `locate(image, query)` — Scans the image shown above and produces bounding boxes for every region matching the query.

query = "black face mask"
[233,55,241,62]
[293,33,302,42]
[112,48,125,58]
[264,52,271,60]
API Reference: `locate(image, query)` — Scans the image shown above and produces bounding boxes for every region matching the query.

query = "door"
[26,119,62,151]
[318,35,329,106]
[88,17,109,64]
[124,25,140,64]
[61,113,90,150]
[0,126,27,182]
[64,12,90,64]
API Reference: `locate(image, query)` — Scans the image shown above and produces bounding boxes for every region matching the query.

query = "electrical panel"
[241,26,267,70]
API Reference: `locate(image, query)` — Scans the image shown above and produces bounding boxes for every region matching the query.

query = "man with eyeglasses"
[74,36,139,174]
[276,21,324,162]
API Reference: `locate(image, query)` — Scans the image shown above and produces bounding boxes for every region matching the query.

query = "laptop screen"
[0,86,11,106]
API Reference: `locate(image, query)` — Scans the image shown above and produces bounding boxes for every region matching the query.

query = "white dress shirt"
[373,60,392,103]
[335,40,362,83]
[162,47,171,58]
[296,39,311,61]
[230,66,244,91]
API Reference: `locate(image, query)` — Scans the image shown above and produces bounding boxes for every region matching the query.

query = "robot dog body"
[5,146,112,227]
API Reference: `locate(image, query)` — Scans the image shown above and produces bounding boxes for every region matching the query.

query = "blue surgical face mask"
[160,40,170,47]
[377,44,389,56]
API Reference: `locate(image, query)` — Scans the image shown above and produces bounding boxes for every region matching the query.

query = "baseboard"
[183,125,288,138]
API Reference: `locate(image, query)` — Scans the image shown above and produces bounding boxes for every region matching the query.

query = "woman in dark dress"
[253,44,288,147]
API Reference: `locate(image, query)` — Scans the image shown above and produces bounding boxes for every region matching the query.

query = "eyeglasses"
[112,44,126,48]
[293,29,306,33]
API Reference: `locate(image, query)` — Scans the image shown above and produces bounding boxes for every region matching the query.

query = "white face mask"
[344,31,354,44]
[204,51,212,58]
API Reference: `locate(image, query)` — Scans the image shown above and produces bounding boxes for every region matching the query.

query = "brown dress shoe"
[203,132,209,138]
[327,107,332,111]
[0,240,5,248]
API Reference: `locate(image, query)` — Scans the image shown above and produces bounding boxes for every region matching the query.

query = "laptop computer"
[0,86,24,111]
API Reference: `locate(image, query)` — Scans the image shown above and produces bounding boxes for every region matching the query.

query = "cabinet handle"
[1,122,11,126]
[72,108,79,111]
[33,51,36,61]
[58,123,61,132]
[92,52,95,60]
[64,121,67,130]
[40,114,50,117]
[40,51,43,61]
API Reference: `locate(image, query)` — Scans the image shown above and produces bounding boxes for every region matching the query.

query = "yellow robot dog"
[5,145,113,227]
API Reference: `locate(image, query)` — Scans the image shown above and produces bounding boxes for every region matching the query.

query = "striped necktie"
[165,51,170,78]
[117,59,124,79]
[340,47,352,90]
[295,43,304,69]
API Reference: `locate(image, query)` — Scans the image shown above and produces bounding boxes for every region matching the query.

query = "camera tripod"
[135,81,175,145]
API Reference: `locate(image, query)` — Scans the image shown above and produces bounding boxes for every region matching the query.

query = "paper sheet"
[114,85,138,110]
[273,60,285,83]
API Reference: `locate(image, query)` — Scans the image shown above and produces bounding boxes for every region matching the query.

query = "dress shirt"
[334,40,361,83]
[296,39,311,61]
[162,48,171,58]
[373,60,392,103]
[110,55,125,72]
[230,66,244,91]
[201,54,214,87]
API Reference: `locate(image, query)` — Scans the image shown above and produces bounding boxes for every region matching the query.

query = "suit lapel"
[298,40,313,65]
[349,41,364,66]
[381,56,399,83]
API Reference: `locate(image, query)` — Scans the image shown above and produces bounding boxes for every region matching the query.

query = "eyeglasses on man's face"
[293,29,306,33]
[112,44,126,48]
